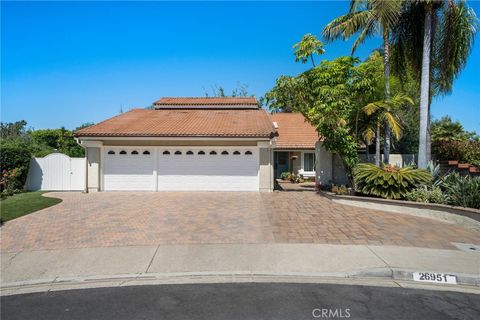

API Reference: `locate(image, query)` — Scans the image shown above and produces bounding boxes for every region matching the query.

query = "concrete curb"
[318,190,480,221]
[2,268,479,296]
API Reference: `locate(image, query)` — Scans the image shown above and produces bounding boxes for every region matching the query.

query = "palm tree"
[363,93,413,165]
[392,0,477,168]
[292,33,325,67]
[323,0,402,164]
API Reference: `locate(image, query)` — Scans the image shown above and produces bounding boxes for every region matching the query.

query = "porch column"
[315,141,333,187]
[258,141,274,192]
[81,140,103,192]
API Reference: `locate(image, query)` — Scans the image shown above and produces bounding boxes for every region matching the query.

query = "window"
[209,151,217,155]
[245,151,252,155]
[107,150,115,155]
[143,151,150,155]
[131,150,139,155]
[233,151,240,155]
[303,153,315,172]
[163,151,170,155]
[119,150,127,155]
[198,151,205,155]
[186,150,194,155]
[221,151,229,155]
[174,151,182,155]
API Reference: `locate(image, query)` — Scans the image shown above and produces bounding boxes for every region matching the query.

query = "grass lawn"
[0,191,62,223]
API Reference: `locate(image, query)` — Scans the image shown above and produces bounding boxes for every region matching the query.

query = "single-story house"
[75,97,348,192]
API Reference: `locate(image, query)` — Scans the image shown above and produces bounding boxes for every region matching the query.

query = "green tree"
[31,128,84,157]
[392,0,477,168]
[75,123,95,131]
[265,76,310,113]
[267,57,362,180]
[292,33,325,67]
[323,0,402,164]
[363,93,414,165]
[431,116,478,142]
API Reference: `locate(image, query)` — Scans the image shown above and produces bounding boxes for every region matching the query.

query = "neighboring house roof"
[271,113,319,149]
[154,97,258,109]
[75,108,276,138]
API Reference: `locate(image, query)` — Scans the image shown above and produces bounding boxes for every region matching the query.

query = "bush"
[331,184,349,195]
[432,140,480,166]
[405,186,446,204]
[353,163,432,200]
[280,171,290,180]
[0,145,31,192]
[1,168,25,198]
[441,173,480,209]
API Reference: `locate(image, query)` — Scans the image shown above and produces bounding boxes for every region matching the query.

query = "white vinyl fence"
[26,153,86,191]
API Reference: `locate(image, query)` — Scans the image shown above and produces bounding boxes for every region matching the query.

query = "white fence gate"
[26,153,86,191]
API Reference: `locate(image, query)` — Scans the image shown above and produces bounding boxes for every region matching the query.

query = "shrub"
[280,171,290,180]
[331,184,349,195]
[0,145,31,191]
[1,168,25,197]
[441,173,480,209]
[405,186,446,204]
[353,163,432,200]
[432,140,480,166]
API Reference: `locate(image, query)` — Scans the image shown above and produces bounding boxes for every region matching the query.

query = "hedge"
[0,145,32,190]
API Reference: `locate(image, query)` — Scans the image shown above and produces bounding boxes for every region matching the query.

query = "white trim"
[81,140,103,147]
[153,147,158,191]
[100,146,105,191]
[299,151,316,177]
[79,136,270,141]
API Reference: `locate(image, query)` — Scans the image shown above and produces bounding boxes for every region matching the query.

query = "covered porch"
[273,150,316,179]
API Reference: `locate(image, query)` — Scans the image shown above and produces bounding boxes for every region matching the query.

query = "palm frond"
[323,10,374,41]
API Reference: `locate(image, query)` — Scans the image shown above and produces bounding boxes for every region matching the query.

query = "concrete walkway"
[2,244,479,296]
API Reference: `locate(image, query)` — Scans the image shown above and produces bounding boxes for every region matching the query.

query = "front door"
[274,152,289,178]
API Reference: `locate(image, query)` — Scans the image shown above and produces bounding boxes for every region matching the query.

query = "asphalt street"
[1,283,479,320]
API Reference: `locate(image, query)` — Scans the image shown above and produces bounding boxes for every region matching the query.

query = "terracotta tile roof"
[154,97,258,109]
[271,112,320,149]
[75,108,276,138]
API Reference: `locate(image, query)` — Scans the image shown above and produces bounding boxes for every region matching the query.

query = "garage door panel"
[157,148,259,191]
[103,150,154,191]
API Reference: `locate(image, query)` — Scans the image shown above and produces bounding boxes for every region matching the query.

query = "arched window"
[163,151,170,155]
[174,151,182,155]
[209,150,217,155]
[143,150,150,155]
[245,151,252,155]
[186,150,194,155]
[221,151,229,155]
[107,150,115,155]
[119,150,127,155]
[198,151,205,155]
[233,151,240,155]
[131,150,139,155]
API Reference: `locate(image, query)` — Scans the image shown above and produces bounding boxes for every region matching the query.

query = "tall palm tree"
[363,93,413,165]
[392,0,477,169]
[323,0,402,164]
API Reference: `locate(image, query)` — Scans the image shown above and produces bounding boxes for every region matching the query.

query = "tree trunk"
[383,28,392,164]
[418,6,432,169]
[375,125,381,166]
[310,55,316,68]
[365,142,371,162]
[426,107,432,164]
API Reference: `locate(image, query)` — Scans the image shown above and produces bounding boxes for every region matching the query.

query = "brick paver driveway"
[1,192,479,253]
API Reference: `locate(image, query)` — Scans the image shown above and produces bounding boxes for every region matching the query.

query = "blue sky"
[2,1,479,131]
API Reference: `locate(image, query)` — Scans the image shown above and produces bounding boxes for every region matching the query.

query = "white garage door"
[103,148,154,191]
[157,147,259,191]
